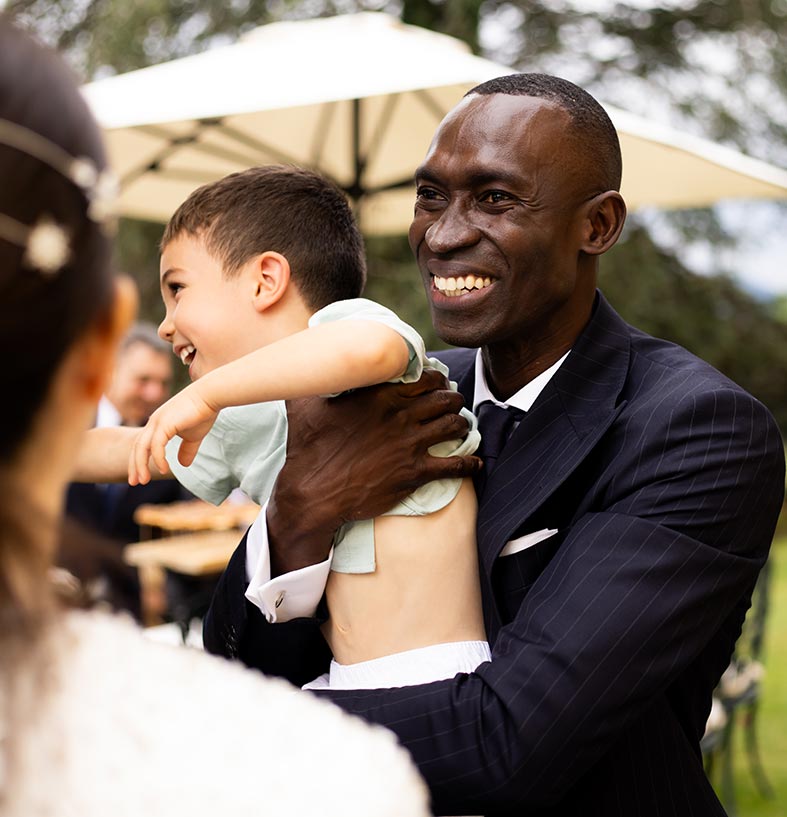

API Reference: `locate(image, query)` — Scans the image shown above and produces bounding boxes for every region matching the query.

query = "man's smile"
[433,273,493,297]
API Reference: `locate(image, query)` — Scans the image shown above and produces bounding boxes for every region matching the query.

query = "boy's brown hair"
[161,165,367,310]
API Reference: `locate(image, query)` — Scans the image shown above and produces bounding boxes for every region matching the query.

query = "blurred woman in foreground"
[0,20,429,817]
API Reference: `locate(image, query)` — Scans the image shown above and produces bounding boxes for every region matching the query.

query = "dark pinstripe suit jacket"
[204,292,785,816]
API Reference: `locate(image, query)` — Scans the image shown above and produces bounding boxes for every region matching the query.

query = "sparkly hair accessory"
[0,118,118,276]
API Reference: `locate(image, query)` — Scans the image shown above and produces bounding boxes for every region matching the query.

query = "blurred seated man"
[60,322,190,617]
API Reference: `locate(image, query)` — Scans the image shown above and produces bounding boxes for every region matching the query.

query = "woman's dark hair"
[0,18,115,624]
[0,19,114,462]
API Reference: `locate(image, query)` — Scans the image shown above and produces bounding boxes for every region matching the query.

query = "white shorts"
[302,640,491,690]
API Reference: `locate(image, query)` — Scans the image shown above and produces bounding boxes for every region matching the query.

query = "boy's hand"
[128,386,219,485]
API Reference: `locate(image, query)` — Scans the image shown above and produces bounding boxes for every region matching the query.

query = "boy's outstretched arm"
[130,320,411,485]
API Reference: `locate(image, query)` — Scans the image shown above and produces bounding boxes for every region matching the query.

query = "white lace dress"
[0,610,430,817]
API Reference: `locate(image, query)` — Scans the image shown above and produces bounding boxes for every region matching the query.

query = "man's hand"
[128,385,219,485]
[267,368,481,576]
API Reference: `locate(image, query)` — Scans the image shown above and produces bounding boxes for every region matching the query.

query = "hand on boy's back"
[267,368,482,575]
[128,385,219,486]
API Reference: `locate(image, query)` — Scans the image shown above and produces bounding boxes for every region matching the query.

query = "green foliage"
[771,294,787,323]
[724,537,787,817]
[5,0,276,77]
[113,218,168,325]
[601,223,787,433]
[401,0,484,53]
[479,1,787,165]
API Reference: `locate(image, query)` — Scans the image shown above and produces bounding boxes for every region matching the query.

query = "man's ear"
[74,275,138,402]
[250,251,292,313]
[580,191,626,256]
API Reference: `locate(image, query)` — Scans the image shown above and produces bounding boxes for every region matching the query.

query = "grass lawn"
[712,534,787,816]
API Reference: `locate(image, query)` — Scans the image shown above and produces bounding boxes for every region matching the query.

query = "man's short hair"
[120,322,170,356]
[468,74,622,192]
[161,166,367,311]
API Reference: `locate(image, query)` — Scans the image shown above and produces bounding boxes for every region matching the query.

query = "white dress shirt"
[96,395,122,429]
[244,348,570,623]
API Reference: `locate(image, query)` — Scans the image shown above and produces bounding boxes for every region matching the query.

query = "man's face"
[409,93,599,354]
[106,342,173,426]
[158,234,263,381]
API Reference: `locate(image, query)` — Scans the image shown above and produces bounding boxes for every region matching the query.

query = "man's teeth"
[179,345,195,365]
[433,274,492,297]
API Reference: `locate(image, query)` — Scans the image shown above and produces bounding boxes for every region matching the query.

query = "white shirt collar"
[472,349,570,413]
[96,395,122,429]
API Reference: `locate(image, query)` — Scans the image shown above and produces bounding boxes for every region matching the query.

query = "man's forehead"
[417,93,572,178]
[444,93,567,137]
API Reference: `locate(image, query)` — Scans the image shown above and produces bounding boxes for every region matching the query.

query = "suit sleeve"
[308,387,785,813]
[203,528,332,687]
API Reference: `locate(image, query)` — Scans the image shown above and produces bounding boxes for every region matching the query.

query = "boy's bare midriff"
[323,477,485,666]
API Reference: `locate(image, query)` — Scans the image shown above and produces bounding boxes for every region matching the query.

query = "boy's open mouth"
[179,345,196,366]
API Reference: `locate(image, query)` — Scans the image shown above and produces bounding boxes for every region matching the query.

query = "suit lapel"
[476,293,632,573]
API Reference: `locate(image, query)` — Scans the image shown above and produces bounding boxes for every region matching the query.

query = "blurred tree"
[601,222,787,432]
[477,1,787,166]
[4,0,275,75]
[772,294,787,323]
[401,0,484,52]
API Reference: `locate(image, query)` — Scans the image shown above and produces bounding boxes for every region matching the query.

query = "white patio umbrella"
[82,12,787,234]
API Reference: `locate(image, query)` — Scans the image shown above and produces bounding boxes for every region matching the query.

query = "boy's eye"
[168,282,183,296]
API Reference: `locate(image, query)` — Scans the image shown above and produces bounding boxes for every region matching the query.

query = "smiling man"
[205,75,785,817]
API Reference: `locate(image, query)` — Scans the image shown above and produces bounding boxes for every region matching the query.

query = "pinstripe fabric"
[204,292,785,816]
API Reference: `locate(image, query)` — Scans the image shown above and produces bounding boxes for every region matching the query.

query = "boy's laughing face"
[158,234,261,380]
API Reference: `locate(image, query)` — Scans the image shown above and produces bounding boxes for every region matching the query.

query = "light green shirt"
[165,298,479,573]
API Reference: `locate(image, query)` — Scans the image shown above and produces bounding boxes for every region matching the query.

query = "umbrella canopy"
[82,12,787,233]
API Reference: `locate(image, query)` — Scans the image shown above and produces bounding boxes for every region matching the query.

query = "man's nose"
[424,202,481,254]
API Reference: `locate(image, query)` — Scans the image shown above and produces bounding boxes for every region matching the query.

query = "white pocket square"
[499,528,558,558]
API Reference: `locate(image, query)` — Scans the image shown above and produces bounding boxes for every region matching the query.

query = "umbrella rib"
[148,167,232,184]
[350,98,363,201]
[309,102,338,167]
[120,122,262,187]
[362,93,400,176]
[122,121,303,189]
[170,139,262,168]
[119,124,207,187]
[365,177,417,195]
[214,123,305,167]
[413,88,449,121]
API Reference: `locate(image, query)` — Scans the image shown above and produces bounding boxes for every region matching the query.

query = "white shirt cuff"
[243,503,332,623]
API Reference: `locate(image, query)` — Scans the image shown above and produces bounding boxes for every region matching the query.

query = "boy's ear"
[74,275,138,402]
[580,191,626,256]
[251,251,292,313]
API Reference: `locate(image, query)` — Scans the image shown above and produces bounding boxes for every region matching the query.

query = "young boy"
[78,166,489,689]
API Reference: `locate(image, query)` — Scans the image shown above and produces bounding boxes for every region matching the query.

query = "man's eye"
[415,186,440,201]
[481,190,512,204]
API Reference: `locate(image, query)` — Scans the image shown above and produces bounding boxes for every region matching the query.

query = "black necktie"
[475,402,525,492]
